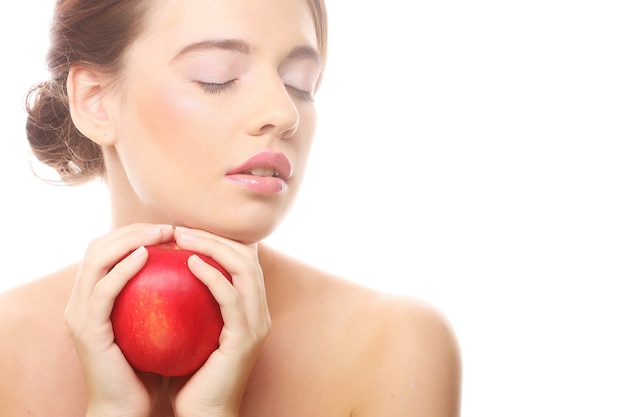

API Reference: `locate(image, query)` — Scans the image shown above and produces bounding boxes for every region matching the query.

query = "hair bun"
[25,76,103,184]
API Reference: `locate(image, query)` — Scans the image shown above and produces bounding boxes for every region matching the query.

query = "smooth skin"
[0,0,461,415]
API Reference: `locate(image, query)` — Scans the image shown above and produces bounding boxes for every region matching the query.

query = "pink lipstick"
[226,151,293,194]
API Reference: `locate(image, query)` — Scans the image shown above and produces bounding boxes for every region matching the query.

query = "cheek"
[135,83,207,146]
[296,107,317,168]
[278,108,316,203]
[115,81,225,201]
[124,79,233,175]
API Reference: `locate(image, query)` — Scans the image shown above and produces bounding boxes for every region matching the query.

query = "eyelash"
[197,80,314,102]
[198,80,236,94]
[287,86,314,102]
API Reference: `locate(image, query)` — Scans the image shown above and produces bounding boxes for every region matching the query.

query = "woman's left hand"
[167,227,271,417]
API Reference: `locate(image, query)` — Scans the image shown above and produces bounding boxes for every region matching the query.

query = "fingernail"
[189,254,203,265]
[130,246,147,258]
[157,224,173,231]
[175,226,196,242]
[177,232,196,243]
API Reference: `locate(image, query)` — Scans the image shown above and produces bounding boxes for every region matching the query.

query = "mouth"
[227,151,293,182]
[225,151,293,193]
[239,167,282,179]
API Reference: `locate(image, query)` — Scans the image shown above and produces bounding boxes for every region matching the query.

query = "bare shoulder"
[344,286,461,417]
[349,290,462,417]
[0,264,76,327]
[316,268,462,416]
[262,246,461,416]
[0,264,80,416]
[0,264,76,362]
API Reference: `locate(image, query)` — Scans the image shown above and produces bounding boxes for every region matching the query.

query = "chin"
[177,217,280,245]
[232,219,282,244]
[167,197,292,244]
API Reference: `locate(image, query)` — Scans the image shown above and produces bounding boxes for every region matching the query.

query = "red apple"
[110,242,231,376]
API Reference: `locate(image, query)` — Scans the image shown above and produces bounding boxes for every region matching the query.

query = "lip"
[225,151,293,193]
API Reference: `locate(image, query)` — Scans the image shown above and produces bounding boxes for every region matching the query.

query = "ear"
[67,66,116,146]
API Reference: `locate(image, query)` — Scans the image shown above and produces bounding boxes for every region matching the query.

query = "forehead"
[138,0,318,54]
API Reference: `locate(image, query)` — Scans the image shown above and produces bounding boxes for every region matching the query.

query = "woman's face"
[104,0,321,243]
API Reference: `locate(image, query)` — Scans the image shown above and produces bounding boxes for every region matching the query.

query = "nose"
[246,76,300,140]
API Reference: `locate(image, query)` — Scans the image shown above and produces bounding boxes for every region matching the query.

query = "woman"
[0,0,461,415]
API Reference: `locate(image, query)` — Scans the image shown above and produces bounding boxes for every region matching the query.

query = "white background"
[1,1,625,416]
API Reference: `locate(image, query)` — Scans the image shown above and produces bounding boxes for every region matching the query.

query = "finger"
[174,228,259,286]
[86,223,174,274]
[175,232,269,331]
[187,254,250,336]
[66,246,149,341]
[66,224,174,329]
[73,224,174,304]
[88,246,149,323]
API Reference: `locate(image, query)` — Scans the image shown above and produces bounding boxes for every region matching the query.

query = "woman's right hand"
[64,223,175,417]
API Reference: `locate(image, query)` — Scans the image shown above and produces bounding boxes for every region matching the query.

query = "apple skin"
[110,242,232,377]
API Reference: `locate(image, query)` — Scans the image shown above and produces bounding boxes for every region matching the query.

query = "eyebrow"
[174,38,251,59]
[286,45,321,64]
[173,38,321,64]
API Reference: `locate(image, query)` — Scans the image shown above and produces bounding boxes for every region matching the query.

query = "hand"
[167,227,271,417]
[64,223,175,417]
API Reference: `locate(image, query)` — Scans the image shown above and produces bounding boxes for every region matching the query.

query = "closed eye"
[198,79,236,94]
[286,85,314,102]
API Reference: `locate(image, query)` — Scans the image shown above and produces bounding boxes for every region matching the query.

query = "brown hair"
[26,0,328,185]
